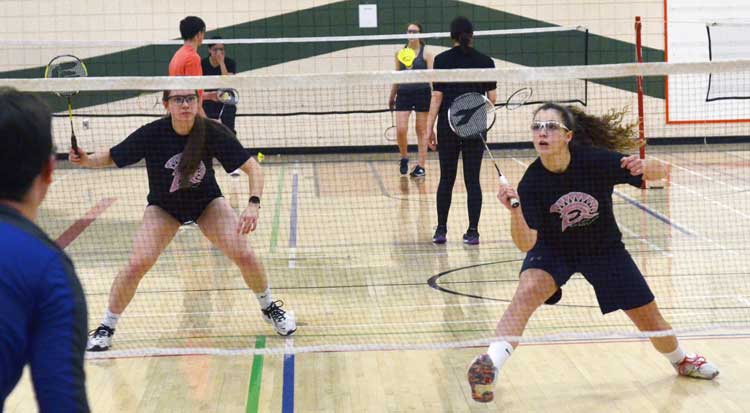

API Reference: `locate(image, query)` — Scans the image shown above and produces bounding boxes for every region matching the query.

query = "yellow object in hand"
[257,152,265,163]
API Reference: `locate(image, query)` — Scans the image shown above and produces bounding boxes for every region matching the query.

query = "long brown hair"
[534,102,641,152]
[163,90,207,189]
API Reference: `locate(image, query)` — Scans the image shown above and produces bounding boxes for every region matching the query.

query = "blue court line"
[613,190,696,236]
[283,167,298,412]
[282,353,295,413]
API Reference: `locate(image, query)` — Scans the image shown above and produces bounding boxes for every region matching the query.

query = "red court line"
[55,197,116,249]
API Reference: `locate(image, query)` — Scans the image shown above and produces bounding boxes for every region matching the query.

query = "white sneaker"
[468,354,498,402]
[261,301,297,336]
[87,325,115,352]
[673,354,719,379]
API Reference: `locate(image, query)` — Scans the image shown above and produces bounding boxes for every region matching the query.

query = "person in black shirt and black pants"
[424,17,496,245]
[202,36,237,132]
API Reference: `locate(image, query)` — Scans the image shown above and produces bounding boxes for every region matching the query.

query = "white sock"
[101,309,120,330]
[487,340,514,369]
[256,288,273,309]
[663,346,686,364]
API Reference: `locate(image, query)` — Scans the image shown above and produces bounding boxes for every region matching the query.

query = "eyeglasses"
[167,94,198,105]
[531,120,570,132]
[211,47,225,52]
[406,30,420,34]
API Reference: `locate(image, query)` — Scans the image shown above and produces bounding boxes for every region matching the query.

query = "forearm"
[426,91,443,131]
[84,151,115,168]
[241,158,264,198]
[643,159,667,181]
[510,209,537,252]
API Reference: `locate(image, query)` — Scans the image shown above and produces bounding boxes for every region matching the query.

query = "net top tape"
[3,59,749,93]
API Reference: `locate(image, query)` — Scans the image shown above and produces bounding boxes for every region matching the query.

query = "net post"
[635,16,647,189]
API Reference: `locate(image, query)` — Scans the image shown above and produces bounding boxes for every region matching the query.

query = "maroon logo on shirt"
[549,192,600,232]
[165,153,206,192]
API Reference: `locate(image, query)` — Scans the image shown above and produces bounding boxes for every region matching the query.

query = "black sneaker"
[399,158,409,175]
[409,165,425,178]
[86,324,115,352]
[432,226,447,244]
[463,229,480,245]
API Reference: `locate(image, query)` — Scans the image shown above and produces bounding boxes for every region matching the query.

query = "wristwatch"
[249,196,261,206]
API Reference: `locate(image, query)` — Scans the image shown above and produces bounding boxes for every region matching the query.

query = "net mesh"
[2,58,750,357]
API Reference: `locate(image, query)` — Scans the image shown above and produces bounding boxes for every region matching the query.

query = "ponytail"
[177,115,207,189]
[450,16,474,54]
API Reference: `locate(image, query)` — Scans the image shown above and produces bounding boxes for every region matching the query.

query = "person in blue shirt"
[467,102,719,403]
[0,87,89,412]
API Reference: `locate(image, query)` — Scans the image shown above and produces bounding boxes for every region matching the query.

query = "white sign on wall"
[359,5,377,28]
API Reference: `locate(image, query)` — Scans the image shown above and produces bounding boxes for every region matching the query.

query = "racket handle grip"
[498,175,521,208]
[71,135,78,153]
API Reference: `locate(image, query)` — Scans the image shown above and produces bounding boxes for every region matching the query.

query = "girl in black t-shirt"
[69,90,296,352]
[424,17,496,245]
[467,103,718,403]
[388,22,434,177]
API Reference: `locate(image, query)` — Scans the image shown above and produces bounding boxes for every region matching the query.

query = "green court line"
[269,165,287,253]
[246,335,267,413]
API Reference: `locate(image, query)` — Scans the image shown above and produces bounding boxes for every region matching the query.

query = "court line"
[289,165,299,269]
[282,339,295,413]
[650,155,745,191]
[269,165,287,253]
[312,162,320,198]
[55,197,116,248]
[245,335,266,413]
[612,191,695,236]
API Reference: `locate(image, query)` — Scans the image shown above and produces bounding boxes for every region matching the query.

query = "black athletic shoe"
[409,165,425,178]
[399,158,409,175]
[463,229,480,245]
[432,226,447,244]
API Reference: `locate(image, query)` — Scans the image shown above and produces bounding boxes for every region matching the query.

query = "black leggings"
[436,126,484,229]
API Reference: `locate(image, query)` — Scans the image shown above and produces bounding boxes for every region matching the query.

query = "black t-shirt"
[109,117,250,208]
[432,46,496,129]
[518,145,643,255]
[201,56,236,76]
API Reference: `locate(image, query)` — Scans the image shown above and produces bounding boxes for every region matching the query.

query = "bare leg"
[396,111,411,159]
[494,269,558,349]
[624,300,678,353]
[108,206,180,314]
[415,111,428,167]
[197,197,267,292]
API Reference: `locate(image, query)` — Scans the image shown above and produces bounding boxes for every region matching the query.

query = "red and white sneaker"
[673,354,719,380]
[467,354,498,402]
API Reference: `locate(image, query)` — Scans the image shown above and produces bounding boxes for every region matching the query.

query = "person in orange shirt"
[169,16,205,77]
[169,16,213,116]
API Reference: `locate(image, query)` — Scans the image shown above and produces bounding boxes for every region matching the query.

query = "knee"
[513,270,556,308]
[124,257,155,282]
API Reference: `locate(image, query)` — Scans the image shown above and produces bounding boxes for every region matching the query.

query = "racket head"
[217,88,239,105]
[505,87,533,110]
[384,126,397,141]
[44,54,87,97]
[397,47,416,68]
[447,92,497,139]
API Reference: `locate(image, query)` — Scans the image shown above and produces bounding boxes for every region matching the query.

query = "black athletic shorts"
[150,196,221,225]
[520,243,655,314]
[395,88,431,112]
